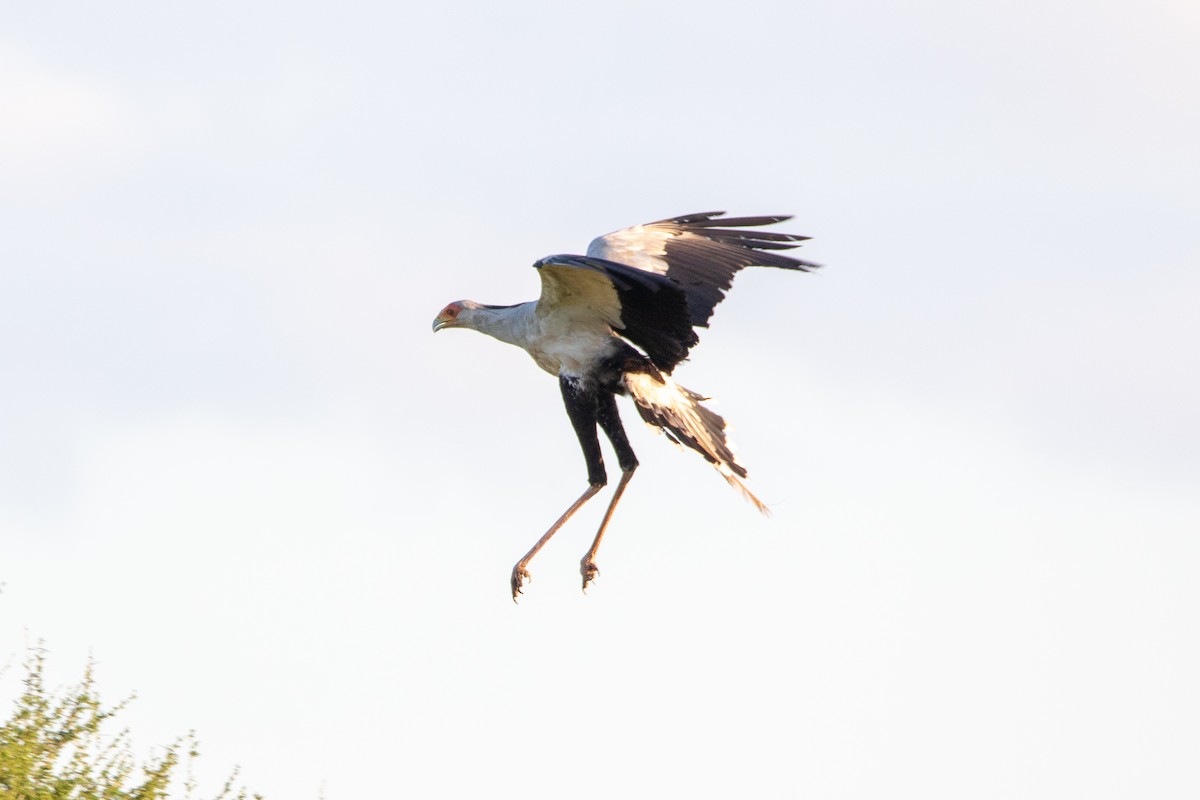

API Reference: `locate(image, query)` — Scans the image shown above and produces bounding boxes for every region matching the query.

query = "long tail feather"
[623,369,769,515]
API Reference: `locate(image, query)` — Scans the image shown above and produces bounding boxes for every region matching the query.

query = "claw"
[580,559,599,593]
[511,565,531,602]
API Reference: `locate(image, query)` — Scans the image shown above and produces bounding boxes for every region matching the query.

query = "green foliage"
[0,649,261,800]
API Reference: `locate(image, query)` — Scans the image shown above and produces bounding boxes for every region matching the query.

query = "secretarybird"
[432,211,818,599]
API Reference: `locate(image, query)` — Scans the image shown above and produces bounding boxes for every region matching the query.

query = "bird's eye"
[446,306,458,318]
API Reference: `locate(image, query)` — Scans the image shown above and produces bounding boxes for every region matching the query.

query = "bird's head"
[432,300,479,332]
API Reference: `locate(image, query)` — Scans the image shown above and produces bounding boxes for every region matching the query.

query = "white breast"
[526,310,620,377]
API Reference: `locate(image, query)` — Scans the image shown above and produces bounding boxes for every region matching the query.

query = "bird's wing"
[586,211,818,328]
[535,255,698,373]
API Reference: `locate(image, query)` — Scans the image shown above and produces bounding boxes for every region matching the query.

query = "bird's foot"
[580,557,599,593]
[511,564,531,602]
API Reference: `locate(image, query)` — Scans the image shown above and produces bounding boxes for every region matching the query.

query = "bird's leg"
[510,483,603,600]
[580,393,639,591]
[511,376,608,601]
[580,467,636,591]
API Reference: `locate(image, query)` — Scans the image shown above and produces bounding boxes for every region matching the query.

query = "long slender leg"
[511,484,602,600]
[579,469,635,591]
[580,393,639,591]
[510,376,608,601]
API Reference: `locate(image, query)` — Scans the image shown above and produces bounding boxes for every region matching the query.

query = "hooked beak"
[432,317,451,332]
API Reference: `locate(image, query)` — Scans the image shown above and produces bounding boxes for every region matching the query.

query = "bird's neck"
[463,302,537,348]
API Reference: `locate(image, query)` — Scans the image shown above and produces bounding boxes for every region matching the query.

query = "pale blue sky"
[3,1,1198,797]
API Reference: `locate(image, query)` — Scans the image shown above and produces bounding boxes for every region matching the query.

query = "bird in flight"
[433,211,818,600]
